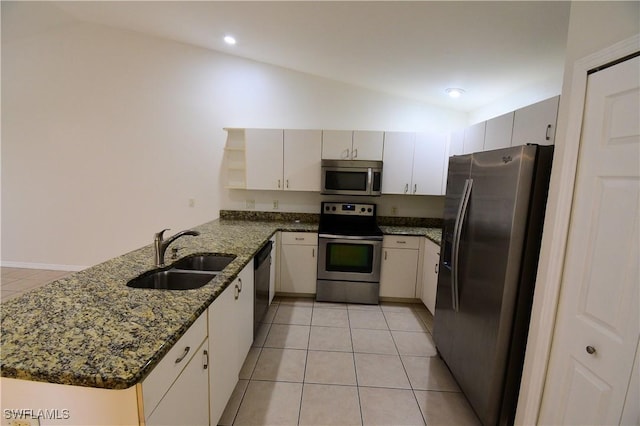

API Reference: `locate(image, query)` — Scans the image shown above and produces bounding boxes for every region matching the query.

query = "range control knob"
[367,208,373,212]
[331,206,337,211]
[361,207,366,212]
[325,206,330,211]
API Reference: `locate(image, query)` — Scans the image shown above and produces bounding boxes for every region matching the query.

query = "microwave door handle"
[367,168,373,193]
[452,178,472,313]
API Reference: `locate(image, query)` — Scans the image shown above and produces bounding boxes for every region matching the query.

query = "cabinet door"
[322,130,352,159]
[236,262,255,369]
[209,283,239,425]
[412,132,446,195]
[280,244,317,294]
[245,129,284,190]
[382,132,415,194]
[512,96,560,146]
[448,129,465,157]
[380,248,419,298]
[462,122,486,154]
[421,240,440,315]
[146,339,209,426]
[284,129,322,191]
[353,131,384,161]
[484,112,514,151]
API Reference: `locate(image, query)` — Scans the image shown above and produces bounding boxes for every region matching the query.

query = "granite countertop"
[1,216,439,390]
[379,226,442,245]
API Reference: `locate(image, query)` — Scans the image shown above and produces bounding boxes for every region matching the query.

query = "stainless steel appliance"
[434,144,553,426]
[254,240,272,337]
[316,202,383,304]
[321,159,382,196]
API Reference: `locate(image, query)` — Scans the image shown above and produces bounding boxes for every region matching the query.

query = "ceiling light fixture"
[446,88,465,99]
[223,35,236,45]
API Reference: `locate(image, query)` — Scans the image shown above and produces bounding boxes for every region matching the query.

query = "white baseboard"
[1,261,87,272]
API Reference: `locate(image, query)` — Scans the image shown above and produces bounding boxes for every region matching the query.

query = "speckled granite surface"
[1,217,439,390]
[379,226,442,245]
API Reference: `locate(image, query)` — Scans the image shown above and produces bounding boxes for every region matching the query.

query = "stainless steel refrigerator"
[434,144,553,426]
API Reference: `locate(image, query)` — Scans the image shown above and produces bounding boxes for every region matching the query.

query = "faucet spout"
[154,229,200,267]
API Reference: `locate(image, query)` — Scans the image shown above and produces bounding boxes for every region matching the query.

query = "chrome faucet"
[154,228,200,267]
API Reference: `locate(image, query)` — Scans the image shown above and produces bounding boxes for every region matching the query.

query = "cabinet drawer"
[282,232,318,245]
[383,236,420,249]
[142,313,207,415]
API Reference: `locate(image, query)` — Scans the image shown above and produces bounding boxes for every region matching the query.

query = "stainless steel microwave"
[321,160,383,196]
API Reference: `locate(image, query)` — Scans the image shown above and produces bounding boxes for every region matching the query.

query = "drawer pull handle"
[175,346,190,364]
[234,284,240,300]
[434,263,438,274]
[295,237,304,241]
[238,278,243,292]
[397,240,406,244]
[545,124,552,141]
[203,349,209,370]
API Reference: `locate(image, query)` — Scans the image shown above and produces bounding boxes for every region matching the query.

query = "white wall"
[1,7,465,269]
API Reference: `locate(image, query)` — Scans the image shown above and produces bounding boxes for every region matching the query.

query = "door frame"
[515,33,640,425]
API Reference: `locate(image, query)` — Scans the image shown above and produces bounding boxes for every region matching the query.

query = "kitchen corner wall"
[1,4,465,269]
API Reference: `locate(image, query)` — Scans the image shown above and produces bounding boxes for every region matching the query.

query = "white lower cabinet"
[279,232,318,294]
[146,339,210,426]
[209,261,254,425]
[421,238,440,315]
[142,313,208,425]
[379,236,421,299]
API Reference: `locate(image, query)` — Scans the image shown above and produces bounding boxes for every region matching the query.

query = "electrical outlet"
[391,206,398,216]
[246,199,255,209]
[188,198,195,208]
[273,200,279,210]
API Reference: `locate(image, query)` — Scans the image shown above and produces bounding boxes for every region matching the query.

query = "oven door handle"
[319,233,384,241]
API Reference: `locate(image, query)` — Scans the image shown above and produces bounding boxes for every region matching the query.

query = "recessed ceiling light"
[446,88,465,99]
[223,35,236,45]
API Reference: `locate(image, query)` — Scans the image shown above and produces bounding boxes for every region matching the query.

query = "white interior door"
[539,55,640,425]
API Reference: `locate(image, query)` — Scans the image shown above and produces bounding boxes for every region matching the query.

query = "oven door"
[317,235,382,282]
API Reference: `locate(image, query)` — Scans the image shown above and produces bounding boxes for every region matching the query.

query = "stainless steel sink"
[127,253,236,290]
[127,269,217,290]
[171,253,236,272]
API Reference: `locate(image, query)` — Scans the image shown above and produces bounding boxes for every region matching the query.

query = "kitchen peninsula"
[1,214,440,425]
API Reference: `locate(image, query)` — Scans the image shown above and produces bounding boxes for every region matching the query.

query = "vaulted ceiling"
[5,1,572,112]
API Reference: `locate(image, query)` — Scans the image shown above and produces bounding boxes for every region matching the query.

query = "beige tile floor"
[220,296,481,426]
[1,268,481,425]
[1,267,72,302]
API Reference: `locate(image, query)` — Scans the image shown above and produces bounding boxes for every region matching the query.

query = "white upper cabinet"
[382,131,446,195]
[352,131,384,160]
[245,129,284,190]
[322,130,353,159]
[448,129,465,157]
[484,112,514,151]
[382,132,415,194]
[322,130,383,160]
[284,129,322,191]
[512,95,560,146]
[412,132,447,195]
[244,129,321,191]
[462,122,486,154]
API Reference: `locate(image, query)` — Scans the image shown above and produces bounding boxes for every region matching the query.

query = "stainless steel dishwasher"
[254,240,272,338]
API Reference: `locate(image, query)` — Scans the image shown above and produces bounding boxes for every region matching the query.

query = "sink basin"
[171,253,236,272]
[127,269,217,290]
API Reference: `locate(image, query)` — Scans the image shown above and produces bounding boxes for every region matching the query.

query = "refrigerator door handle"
[452,178,473,312]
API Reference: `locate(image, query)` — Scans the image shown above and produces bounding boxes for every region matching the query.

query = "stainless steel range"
[316,201,383,304]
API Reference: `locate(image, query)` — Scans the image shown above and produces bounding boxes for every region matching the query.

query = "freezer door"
[435,145,546,425]
[434,154,472,363]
